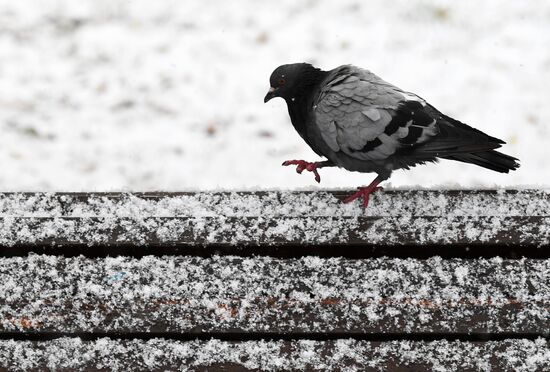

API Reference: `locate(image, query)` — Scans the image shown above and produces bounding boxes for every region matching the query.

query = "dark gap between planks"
[0,332,547,342]
[0,243,547,259]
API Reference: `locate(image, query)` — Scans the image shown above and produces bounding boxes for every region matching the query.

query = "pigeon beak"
[264,87,277,103]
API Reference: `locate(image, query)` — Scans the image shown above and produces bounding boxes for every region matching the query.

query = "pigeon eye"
[278,78,286,86]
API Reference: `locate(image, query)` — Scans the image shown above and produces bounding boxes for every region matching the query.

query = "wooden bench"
[0,190,548,371]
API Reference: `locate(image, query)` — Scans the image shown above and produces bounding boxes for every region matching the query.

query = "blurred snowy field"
[0,0,548,191]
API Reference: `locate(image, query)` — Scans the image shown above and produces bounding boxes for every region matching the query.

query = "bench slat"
[0,338,548,371]
[0,190,548,248]
[1,255,547,334]
[0,215,547,247]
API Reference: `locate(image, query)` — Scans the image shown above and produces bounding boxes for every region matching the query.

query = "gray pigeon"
[264,63,519,206]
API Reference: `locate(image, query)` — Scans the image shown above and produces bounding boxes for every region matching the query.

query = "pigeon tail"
[442,150,520,173]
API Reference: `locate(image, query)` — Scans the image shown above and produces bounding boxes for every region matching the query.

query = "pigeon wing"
[314,66,439,161]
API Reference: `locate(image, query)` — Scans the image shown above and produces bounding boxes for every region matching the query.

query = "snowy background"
[0,0,548,191]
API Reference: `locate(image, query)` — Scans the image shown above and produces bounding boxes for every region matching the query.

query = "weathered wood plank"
[0,255,547,334]
[1,215,547,247]
[0,338,548,371]
[0,190,548,249]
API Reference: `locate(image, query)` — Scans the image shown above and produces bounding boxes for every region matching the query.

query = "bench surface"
[0,190,548,371]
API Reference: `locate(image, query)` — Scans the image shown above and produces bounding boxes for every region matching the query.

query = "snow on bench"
[0,190,548,371]
[0,190,548,249]
[0,255,547,335]
[0,338,548,372]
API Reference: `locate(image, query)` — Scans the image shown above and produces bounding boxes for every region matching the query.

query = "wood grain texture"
[0,256,547,335]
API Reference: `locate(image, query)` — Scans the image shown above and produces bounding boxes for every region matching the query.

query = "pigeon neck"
[288,69,329,102]
[285,69,328,147]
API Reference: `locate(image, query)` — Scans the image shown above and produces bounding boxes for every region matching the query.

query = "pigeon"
[264,63,519,206]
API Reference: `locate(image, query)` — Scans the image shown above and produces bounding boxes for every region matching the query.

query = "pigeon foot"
[343,177,384,207]
[282,160,322,183]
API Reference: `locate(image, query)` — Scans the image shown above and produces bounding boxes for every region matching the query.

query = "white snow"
[0,190,548,217]
[0,338,548,372]
[0,1,548,191]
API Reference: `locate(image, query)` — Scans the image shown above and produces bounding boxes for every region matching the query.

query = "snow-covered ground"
[0,0,548,191]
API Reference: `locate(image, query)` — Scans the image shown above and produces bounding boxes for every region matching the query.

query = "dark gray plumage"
[264,63,519,206]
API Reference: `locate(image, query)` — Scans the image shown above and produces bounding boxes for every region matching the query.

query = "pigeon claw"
[282,160,322,183]
[343,178,384,207]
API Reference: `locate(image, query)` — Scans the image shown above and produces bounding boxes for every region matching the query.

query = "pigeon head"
[264,63,325,103]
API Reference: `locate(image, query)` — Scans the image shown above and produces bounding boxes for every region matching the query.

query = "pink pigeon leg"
[343,175,385,207]
[281,160,333,183]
